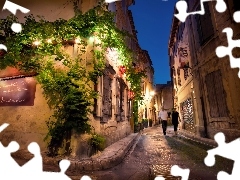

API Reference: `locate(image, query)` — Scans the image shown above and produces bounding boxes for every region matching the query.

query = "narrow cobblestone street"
[61,126,232,180]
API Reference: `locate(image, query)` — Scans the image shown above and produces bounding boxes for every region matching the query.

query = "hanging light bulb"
[89,36,95,43]
[75,38,81,44]
[47,39,52,43]
[33,40,40,46]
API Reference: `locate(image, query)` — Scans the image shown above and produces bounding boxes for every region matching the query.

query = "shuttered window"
[101,75,112,122]
[205,70,228,118]
[116,78,126,121]
[195,2,214,45]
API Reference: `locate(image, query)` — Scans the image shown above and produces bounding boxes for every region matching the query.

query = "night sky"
[129,0,177,85]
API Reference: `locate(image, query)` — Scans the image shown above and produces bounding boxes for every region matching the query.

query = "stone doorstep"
[178,129,217,148]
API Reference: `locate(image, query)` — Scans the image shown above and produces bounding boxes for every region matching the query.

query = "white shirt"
[159,110,168,120]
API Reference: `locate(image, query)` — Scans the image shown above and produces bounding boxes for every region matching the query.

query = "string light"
[89,36,95,43]
[47,39,52,43]
[75,38,81,44]
[33,40,40,46]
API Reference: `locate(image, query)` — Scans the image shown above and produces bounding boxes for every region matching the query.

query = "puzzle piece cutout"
[204,132,240,179]
[0,123,92,180]
[174,0,227,22]
[2,0,30,33]
[0,1,30,52]
[0,123,9,132]
[105,0,122,3]
[215,10,240,78]
[0,140,20,173]
[154,175,165,180]
[154,165,190,180]
[171,165,190,180]
[233,11,240,23]
[80,175,92,180]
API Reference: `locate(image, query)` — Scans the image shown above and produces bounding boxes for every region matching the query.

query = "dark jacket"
[172,111,179,125]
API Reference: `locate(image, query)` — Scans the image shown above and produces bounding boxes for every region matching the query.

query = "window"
[195,2,214,45]
[94,76,103,117]
[101,75,112,122]
[205,70,228,118]
[116,78,125,121]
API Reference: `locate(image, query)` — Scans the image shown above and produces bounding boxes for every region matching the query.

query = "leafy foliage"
[0,3,146,156]
[88,133,106,153]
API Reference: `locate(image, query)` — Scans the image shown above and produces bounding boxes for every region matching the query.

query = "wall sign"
[0,77,36,106]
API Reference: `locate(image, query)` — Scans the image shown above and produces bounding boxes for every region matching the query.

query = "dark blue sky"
[129,0,177,84]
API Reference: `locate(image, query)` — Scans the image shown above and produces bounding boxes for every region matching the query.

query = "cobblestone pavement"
[14,125,233,180]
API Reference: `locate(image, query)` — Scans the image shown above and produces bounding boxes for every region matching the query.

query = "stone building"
[0,0,141,158]
[138,50,155,124]
[126,10,155,126]
[168,0,240,141]
[155,81,173,112]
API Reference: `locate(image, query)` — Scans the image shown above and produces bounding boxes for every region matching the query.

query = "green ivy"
[0,3,146,156]
[88,133,106,154]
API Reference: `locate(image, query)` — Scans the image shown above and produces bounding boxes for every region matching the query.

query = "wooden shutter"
[205,70,228,118]
[205,71,219,117]
[94,76,102,117]
[195,3,214,45]
[102,75,112,122]
[214,70,228,117]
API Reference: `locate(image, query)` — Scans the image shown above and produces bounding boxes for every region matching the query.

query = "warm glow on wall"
[150,91,155,96]
[89,36,95,43]
[75,38,81,44]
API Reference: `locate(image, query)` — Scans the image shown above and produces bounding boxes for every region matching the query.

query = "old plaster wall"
[188,1,240,141]
[68,1,134,158]
[0,0,134,157]
[161,84,173,111]
[0,82,52,150]
[0,0,75,21]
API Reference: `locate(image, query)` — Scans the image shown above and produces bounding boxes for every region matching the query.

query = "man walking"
[172,108,181,135]
[158,107,168,135]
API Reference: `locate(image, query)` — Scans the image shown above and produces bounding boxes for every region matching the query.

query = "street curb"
[178,129,217,148]
[68,132,140,171]
[12,132,141,172]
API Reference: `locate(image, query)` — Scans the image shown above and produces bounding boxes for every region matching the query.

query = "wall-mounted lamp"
[150,91,155,97]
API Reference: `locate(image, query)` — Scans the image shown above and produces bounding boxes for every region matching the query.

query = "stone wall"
[0,0,134,157]
[0,82,51,149]
[155,82,173,112]
[169,0,240,141]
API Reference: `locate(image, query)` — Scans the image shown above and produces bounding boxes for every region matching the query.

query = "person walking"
[172,108,181,135]
[158,107,168,135]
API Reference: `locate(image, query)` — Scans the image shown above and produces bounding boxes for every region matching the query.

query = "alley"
[65,126,233,180]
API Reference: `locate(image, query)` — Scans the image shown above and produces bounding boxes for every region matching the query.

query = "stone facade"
[137,50,156,124]
[0,0,140,158]
[168,0,240,141]
[155,81,173,111]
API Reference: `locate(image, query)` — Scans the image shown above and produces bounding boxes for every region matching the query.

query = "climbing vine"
[0,2,146,156]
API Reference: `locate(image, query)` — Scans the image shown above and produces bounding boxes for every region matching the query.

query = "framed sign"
[0,77,36,106]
